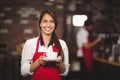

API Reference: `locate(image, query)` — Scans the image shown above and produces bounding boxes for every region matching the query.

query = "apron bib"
[31,37,61,80]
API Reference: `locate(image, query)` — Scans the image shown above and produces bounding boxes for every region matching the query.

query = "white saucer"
[44,58,58,61]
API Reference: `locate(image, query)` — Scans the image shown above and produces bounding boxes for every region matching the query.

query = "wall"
[0,0,64,80]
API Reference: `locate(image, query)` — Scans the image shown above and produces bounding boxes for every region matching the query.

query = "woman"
[76,20,101,80]
[21,9,70,80]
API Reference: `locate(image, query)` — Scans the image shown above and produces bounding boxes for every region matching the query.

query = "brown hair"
[84,20,94,26]
[39,9,64,60]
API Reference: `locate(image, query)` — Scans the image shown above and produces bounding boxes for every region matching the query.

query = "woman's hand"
[56,56,63,67]
[56,56,62,63]
[96,36,102,42]
[56,56,62,67]
[39,55,47,65]
[56,56,65,74]
[30,55,47,72]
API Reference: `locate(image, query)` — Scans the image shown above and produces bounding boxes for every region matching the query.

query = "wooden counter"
[94,57,120,67]
[93,57,120,80]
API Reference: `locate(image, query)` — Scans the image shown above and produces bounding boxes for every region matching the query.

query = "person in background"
[76,20,102,80]
[21,9,70,80]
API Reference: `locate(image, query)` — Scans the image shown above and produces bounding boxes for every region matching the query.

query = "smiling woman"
[20,9,70,80]
[40,13,55,37]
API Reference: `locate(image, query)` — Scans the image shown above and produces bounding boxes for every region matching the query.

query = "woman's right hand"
[96,36,102,43]
[30,55,47,72]
[39,55,47,65]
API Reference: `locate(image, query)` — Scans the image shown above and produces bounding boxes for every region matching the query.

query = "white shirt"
[76,28,89,57]
[21,37,70,76]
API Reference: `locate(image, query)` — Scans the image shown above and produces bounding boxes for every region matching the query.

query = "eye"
[50,20,55,23]
[42,20,47,23]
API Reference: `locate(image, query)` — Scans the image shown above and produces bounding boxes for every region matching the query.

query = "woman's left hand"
[56,56,63,67]
[56,56,65,73]
[56,56,62,63]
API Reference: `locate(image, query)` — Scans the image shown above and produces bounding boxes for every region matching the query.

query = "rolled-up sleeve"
[60,40,70,76]
[21,40,33,76]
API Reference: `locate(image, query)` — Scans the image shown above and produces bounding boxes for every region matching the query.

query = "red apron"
[82,36,92,73]
[31,37,61,80]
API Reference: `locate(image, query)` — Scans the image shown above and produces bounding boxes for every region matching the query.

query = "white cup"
[46,52,57,60]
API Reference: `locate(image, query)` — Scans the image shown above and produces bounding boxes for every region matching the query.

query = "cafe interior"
[0,0,120,80]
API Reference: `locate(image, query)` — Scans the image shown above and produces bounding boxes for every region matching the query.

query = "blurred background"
[0,0,120,80]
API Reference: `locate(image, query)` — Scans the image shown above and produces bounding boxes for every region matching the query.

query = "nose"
[47,21,51,27]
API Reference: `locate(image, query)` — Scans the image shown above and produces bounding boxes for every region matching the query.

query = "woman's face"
[40,13,55,35]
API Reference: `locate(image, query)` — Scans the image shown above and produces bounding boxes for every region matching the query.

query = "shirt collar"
[40,33,54,47]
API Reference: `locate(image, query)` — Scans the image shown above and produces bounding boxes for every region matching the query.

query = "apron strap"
[35,37,40,53]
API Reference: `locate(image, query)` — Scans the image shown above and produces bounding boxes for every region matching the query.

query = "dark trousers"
[78,57,97,80]
[78,57,89,80]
